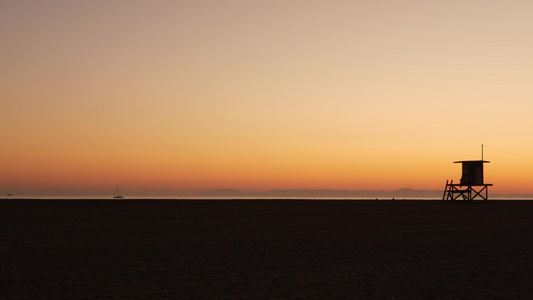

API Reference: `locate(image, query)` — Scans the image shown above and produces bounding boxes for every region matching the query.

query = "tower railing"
[443,179,491,201]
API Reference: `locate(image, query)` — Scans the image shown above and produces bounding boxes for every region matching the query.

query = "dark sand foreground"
[2,200,533,299]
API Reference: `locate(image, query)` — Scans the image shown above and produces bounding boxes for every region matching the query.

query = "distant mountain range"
[197,188,533,199]
[198,188,443,199]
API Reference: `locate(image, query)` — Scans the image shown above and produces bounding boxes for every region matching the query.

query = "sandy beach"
[2,200,533,299]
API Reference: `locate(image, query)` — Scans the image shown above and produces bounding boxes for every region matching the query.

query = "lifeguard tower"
[443,159,492,202]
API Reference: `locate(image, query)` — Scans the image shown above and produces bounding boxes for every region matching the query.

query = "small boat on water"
[7,193,13,196]
[113,185,124,199]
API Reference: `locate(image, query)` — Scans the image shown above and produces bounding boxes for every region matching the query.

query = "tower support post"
[443,182,492,202]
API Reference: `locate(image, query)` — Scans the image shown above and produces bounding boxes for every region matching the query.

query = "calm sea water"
[0,195,448,200]
[1,195,529,200]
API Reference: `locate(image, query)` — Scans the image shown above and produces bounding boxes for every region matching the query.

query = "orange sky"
[2,1,533,196]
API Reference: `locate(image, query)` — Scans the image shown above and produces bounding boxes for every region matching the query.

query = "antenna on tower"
[482,144,484,161]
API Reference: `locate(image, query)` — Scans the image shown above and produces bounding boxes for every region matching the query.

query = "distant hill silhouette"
[198,189,250,196]
[197,188,533,199]
[198,188,443,199]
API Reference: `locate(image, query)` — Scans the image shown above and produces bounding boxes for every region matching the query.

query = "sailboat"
[113,185,124,199]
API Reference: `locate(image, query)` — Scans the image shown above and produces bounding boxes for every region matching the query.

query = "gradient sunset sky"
[2,0,533,196]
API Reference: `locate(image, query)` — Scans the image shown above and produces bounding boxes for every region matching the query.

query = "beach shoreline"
[2,200,532,298]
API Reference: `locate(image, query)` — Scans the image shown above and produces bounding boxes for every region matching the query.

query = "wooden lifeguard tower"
[443,148,492,201]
